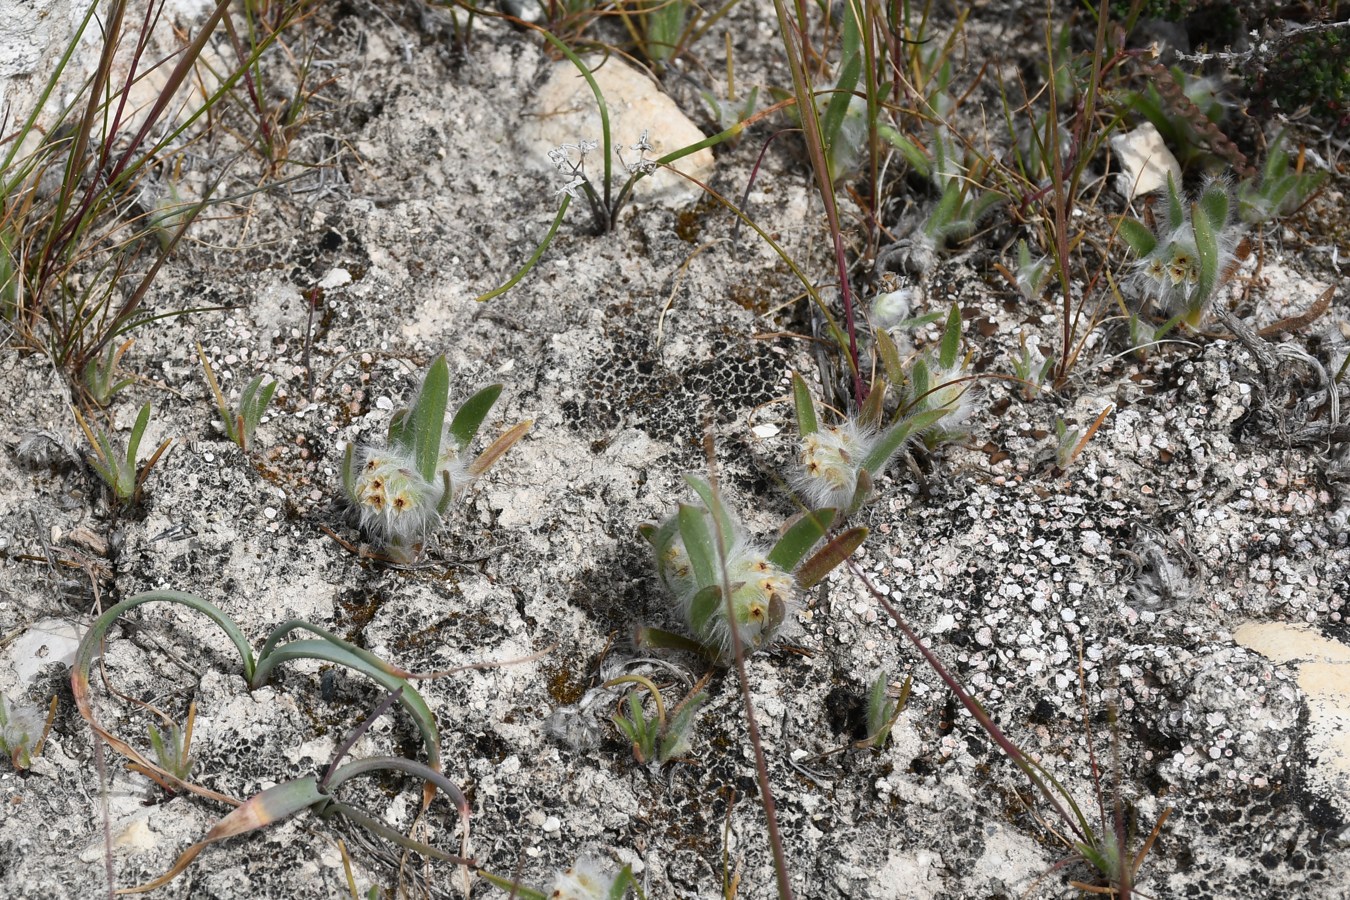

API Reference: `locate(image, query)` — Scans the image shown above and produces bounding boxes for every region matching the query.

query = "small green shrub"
[1249,24,1350,128]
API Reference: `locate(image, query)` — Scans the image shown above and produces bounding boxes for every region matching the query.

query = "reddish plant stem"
[706,438,795,900]
[775,0,866,408]
[847,559,1089,846]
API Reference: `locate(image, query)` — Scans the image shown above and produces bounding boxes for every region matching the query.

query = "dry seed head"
[795,422,873,511]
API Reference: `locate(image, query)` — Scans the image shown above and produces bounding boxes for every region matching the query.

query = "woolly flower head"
[548,857,621,900]
[0,694,45,768]
[348,448,443,547]
[922,358,980,429]
[655,525,791,654]
[1122,176,1243,327]
[793,421,875,512]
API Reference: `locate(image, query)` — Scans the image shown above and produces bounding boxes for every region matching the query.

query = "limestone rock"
[517,57,714,209]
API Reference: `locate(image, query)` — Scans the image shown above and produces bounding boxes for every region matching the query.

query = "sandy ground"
[2,2,1349,898]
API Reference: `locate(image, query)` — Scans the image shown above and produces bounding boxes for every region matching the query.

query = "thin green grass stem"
[475,194,570,303]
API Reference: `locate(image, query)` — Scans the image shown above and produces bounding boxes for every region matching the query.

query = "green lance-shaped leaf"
[683,475,735,555]
[1198,181,1230,234]
[387,356,448,483]
[859,408,949,475]
[122,402,152,482]
[235,374,277,449]
[1116,217,1157,257]
[938,304,962,370]
[250,639,440,773]
[796,527,869,589]
[1165,174,1185,231]
[768,508,836,572]
[340,442,357,500]
[910,358,931,410]
[448,384,502,452]
[1192,196,1220,307]
[658,690,707,763]
[878,124,932,177]
[643,515,679,559]
[924,179,965,240]
[687,583,723,638]
[411,356,450,483]
[865,672,903,747]
[677,503,717,588]
[791,371,818,436]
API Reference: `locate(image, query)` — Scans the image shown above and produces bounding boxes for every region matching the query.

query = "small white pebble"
[264,507,278,520]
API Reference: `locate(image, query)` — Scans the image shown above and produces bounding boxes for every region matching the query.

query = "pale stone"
[4,618,81,685]
[1110,123,1182,200]
[1235,621,1350,814]
[517,58,714,208]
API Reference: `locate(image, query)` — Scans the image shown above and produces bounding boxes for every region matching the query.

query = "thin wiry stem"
[772,0,865,408]
[848,558,1091,847]
[704,434,794,900]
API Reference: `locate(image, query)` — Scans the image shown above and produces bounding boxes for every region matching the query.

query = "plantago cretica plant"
[340,356,530,561]
[123,687,470,894]
[0,694,55,770]
[605,673,710,767]
[198,344,277,452]
[791,371,949,514]
[638,476,865,661]
[1120,176,1243,328]
[1237,131,1328,225]
[483,857,638,900]
[861,672,910,750]
[72,590,449,805]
